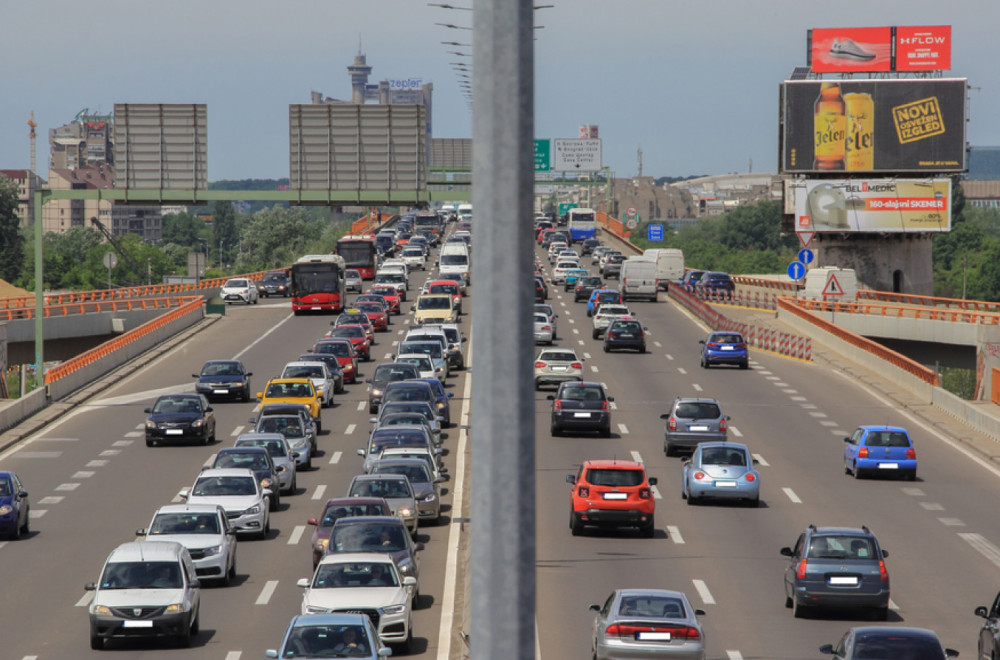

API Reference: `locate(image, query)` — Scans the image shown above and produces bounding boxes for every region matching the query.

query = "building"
[45,165,162,242]
[670,173,785,218]
[49,110,114,171]
[0,169,44,227]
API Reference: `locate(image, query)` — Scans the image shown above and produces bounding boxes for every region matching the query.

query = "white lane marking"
[752,453,769,467]
[345,424,356,435]
[573,328,580,335]
[618,424,629,435]
[171,491,184,503]
[677,368,687,375]
[113,440,133,447]
[312,484,327,500]
[630,451,643,463]
[809,412,827,418]
[830,429,847,436]
[902,487,925,496]
[590,365,599,373]
[55,483,80,491]
[577,340,585,346]
[568,318,575,325]
[256,580,279,605]
[583,352,592,359]
[609,401,617,410]
[37,437,77,442]
[28,510,47,519]
[920,502,945,511]
[38,496,64,504]
[23,655,39,660]
[124,431,143,438]
[692,579,716,605]
[729,427,743,438]
[288,525,306,545]
[783,487,802,503]
[231,425,244,436]
[16,452,62,458]
[651,485,662,500]
[357,401,366,412]
[727,652,744,660]
[819,421,839,427]
[225,652,242,660]
[75,592,94,607]
[939,518,965,526]
[889,598,900,611]
[759,371,772,375]
[765,376,780,381]
[437,336,473,660]
[692,384,703,392]
[774,382,788,387]
[72,471,95,479]
[665,354,674,360]
[329,451,342,465]
[654,341,662,348]
[203,454,217,469]
[782,389,798,394]
[86,460,108,468]
[667,525,685,544]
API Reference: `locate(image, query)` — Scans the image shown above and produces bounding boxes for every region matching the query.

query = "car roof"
[696,441,748,452]
[810,525,877,536]
[331,515,407,528]
[673,396,722,404]
[196,467,258,479]
[317,552,402,566]
[581,459,644,470]
[857,425,908,433]
[236,432,288,443]
[152,503,225,516]
[107,540,188,562]
[288,612,372,628]
[202,359,241,366]
[217,446,269,455]
[321,496,388,508]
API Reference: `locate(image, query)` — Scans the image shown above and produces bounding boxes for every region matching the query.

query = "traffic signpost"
[798,248,815,265]
[797,231,814,248]
[534,139,551,172]
[552,138,602,172]
[626,218,638,230]
[647,224,664,241]
[787,261,806,280]
[558,202,577,217]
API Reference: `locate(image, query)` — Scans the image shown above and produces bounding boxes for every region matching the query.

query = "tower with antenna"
[28,111,37,174]
[347,37,373,104]
[636,146,643,178]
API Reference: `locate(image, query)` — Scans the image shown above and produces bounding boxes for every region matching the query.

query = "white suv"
[138,503,237,586]
[592,304,633,339]
[181,468,271,539]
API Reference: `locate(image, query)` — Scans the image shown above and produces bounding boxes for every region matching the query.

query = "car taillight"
[606,624,700,640]
[859,447,869,458]
[736,343,747,350]
[668,417,677,431]
[571,363,583,369]
[601,401,609,411]
[745,473,756,482]
[535,362,545,369]
[879,559,888,581]
[796,558,808,579]
[719,418,727,432]
[554,400,563,411]
[638,487,651,499]
[906,448,916,459]
[693,472,705,481]
[707,342,720,349]
[578,486,589,498]
[543,325,551,331]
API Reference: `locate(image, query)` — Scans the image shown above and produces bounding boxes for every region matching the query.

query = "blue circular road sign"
[798,248,815,265]
[787,261,806,280]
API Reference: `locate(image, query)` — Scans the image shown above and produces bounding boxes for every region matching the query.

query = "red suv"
[566,460,657,538]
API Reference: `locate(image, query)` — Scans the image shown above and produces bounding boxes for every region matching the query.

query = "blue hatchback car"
[699,331,749,369]
[843,426,917,480]
[587,289,622,317]
[0,471,30,539]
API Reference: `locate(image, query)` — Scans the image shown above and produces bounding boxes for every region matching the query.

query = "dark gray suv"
[780,524,890,620]
[661,397,728,456]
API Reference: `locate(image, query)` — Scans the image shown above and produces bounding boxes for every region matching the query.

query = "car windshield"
[377,273,405,283]
[152,397,202,414]
[371,432,429,453]
[100,562,183,590]
[373,463,431,484]
[863,431,910,447]
[380,403,432,418]
[316,342,351,357]
[560,385,604,401]
[338,314,369,325]
[201,362,241,377]
[192,476,257,497]
[617,595,686,619]
[399,342,443,359]
[313,561,400,588]
[700,447,748,466]
[807,535,875,560]
[418,297,452,310]
[674,402,721,419]
[586,469,644,487]
[224,279,248,288]
[374,365,419,381]
[320,502,390,527]
[597,292,619,302]
[283,366,323,379]
[215,453,269,471]
[332,327,364,339]
[266,382,313,398]
[399,356,433,371]
[346,270,361,279]
[383,386,432,403]
[237,438,288,458]
[331,523,407,552]
[256,416,305,438]
[382,414,427,427]
[149,513,221,535]
[283,625,371,657]
[357,304,382,314]
[429,284,459,295]
[440,254,468,265]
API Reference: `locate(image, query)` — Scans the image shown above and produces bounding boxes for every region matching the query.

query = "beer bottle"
[814,83,846,170]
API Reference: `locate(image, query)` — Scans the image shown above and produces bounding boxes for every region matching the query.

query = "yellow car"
[256,378,322,433]
[413,293,458,325]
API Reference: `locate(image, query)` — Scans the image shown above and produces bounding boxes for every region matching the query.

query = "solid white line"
[345,424,356,435]
[617,423,629,435]
[692,384,703,392]
[666,526,685,544]
[224,652,242,660]
[75,592,94,607]
[729,427,743,438]
[630,451,643,463]
[255,580,279,605]
[752,453,769,467]
[312,484,327,501]
[329,451,342,465]
[783,487,802,503]
[288,525,306,545]
[437,339,473,660]
[692,579,715,605]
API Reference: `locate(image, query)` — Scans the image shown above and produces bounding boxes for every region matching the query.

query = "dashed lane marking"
[677,368,687,375]
[345,424,356,435]
[55,483,80,491]
[617,423,629,435]
[692,384,703,392]
[357,401,366,412]
[312,484,327,501]
[667,526,685,544]
[782,487,801,503]
[730,427,743,438]
[630,451,643,463]
[255,580,279,605]
[692,579,715,605]
[72,471,95,479]
[752,453,769,467]
[329,451,342,465]
[288,525,305,545]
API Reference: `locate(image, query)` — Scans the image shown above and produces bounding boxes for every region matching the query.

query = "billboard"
[808,26,951,73]
[113,103,208,191]
[781,79,966,174]
[790,178,951,233]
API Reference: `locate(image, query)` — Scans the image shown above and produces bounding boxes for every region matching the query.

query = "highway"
[1,230,998,659]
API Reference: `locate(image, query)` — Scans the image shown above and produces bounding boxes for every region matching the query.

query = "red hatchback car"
[311,339,359,384]
[325,324,371,361]
[566,460,657,538]
[369,285,402,315]
[354,302,389,332]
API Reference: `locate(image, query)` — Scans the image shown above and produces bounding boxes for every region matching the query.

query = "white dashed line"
[677,368,687,375]
[889,598,900,611]
[86,460,108,468]
[75,592,94,607]
[630,451,643,463]
[590,366,599,373]
[809,412,827,418]
[790,396,808,402]
[231,425,244,436]
[665,354,674,360]
[29,510,47,519]
[819,421,839,427]
[617,423,629,435]
[782,389,798,394]
[902,487,924,496]
[357,401,366,412]
[752,454,769,467]
[577,340,585,346]
[312,484,328,500]
[774,382,788,387]
[727,652,744,660]
[765,376,780,381]
[114,440,134,446]
[203,454,217,469]
[256,580,279,605]
[759,371,772,375]
[692,384,703,392]
[329,451,342,465]
[830,429,847,436]
[691,579,716,605]
[920,502,944,511]
[939,518,965,526]
[573,328,580,335]
[666,526,685,544]
[782,487,801,503]
[72,471,95,479]
[345,424,356,435]
[288,525,306,545]
[583,352,592,359]
[568,319,575,324]
[38,496,64,505]
[729,427,743,438]
[225,652,242,660]
[654,341,662,348]
[55,483,80,491]
[123,431,143,438]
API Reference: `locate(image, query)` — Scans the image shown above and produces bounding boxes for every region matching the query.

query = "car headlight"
[383,604,407,614]
[399,507,414,518]
[145,421,157,430]
[371,389,383,397]
[437,402,445,410]
[245,504,262,515]
[344,365,354,372]
[200,544,223,557]
[0,505,12,515]
[91,605,112,615]
[165,603,188,613]
[261,478,273,489]
[291,438,308,450]
[435,367,444,373]
[191,418,205,428]
[424,494,437,502]
[314,538,329,552]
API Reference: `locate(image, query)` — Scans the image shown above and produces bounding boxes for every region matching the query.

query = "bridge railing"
[792,298,1000,325]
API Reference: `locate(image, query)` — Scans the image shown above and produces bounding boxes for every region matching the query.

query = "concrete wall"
[814,233,933,295]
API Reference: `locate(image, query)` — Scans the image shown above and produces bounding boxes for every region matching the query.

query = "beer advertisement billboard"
[809,27,893,74]
[895,25,952,72]
[791,178,951,233]
[781,78,966,174]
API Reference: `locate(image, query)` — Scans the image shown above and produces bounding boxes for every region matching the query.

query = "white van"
[642,248,685,289]
[438,242,471,286]
[800,266,858,301]
[620,257,659,302]
[457,203,473,223]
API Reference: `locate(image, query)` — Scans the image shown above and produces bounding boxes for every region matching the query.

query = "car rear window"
[585,469,644,487]
[541,352,577,362]
[853,632,941,656]
[807,535,875,559]
[711,334,744,344]
[700,447,747,466]
[863,431,910,447]
[674,402,721,419]
[560,385,604,401]
[617,596,685,618]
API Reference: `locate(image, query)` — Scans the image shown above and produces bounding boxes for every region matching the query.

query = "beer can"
[844,93,874,171]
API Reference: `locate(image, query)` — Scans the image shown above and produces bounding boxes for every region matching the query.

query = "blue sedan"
[0,471,30,539]
[681,442,760,506]
[844,426,917,480]
[699,331,749,369]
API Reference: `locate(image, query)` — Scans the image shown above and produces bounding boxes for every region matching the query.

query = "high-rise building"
[49,109,113,171]
[0,169,44,227]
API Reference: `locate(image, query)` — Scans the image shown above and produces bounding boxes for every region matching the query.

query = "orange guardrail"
[734,276,800,292]
[792,298,1000,325]
[0,296,201,322]
[595,211,640,254]
[43,296,204,385]
[778,296,940,386]
[859,289,1000,313]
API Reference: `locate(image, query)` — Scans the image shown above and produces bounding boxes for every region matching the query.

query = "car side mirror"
[606,396,614,402]
[276,465,286,472]
[84,582,96,591]
[659,413,670,420]
[647,477,658,486]
[297,578,310,588]
[415,542,425,552]
[818,645,834,655]
[178,489,190,499]
[190,578,201,589]
[881,549,889,558]
[357,449,366,457]
[976,605,990,618]
[780,547,794,557]
[136,528,147,537]
[843,437,851,443]
[403,576,418,587]
[191,374,199,378]
[588,604,600,612]
[461,337,468,342]
[256,393,263,400]
[699,340,706,345]
[447,392,454,398]
[694,608,706,616]
[307,518,318,526]
[546,395,555,401]
[246,372,253,377]
[144,407,152,414]
[566,475,576,484]
[681,457,691,464]
[205,406,213,413]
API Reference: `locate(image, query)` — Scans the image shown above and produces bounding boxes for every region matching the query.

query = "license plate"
[311,306,322,310]
[620,333,633,338]
[213,389,229,394]
[122,621,154,628]
[721,346,734,351]
[602,493,627,500]
[551,366,568,372]
[689,425,709,431]
[165,429,184,435]
[878,463,899,469]
[828,576,858,585]
[573,412,591,418]
[637,632,671,641]
[713,481,737,488]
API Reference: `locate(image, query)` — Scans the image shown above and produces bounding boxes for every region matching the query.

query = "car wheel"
[290,475,297,493]
[270,492,280,512]
[592,330,599,339]
[261,515,270,539]
[700,357,709,368]
[602,344,609,353]
[739,361,749,370]
[686,493,697,506]
[146,438,155,447]
[550,422,561,437]
[873,606,889,621]
[176,621,192,648]
[664,442,675,457]
[601,424,611,438]
[90,634,104,650]
[642,517,655,538]
[11,515,21,540]
[224,553,236,585]
[570,511,583,536]
[242,389,250,402]
[749,496,761,508]
[305,455,313,471]
[784,594,793,609]
[534,379,541,391]
[20,510,29,535]
[253,297,258,305]
[792,598,806,619]
[853,463,862,479]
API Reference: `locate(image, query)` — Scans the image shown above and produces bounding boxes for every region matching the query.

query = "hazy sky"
[2,0,995,181]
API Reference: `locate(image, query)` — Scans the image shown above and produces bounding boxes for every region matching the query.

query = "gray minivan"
[619,257,659,302]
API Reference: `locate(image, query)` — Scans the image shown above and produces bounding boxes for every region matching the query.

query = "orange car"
[566,460,657,538]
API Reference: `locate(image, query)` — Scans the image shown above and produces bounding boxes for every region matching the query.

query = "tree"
[161,212,207,248]
[0,175,25,283]
[950,174,967,225]
[238,206,325,270]
[211,201,239,267]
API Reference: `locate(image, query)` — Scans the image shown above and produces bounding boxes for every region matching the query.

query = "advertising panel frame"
[808,27,893,74]
[113,103,208,191]
[895,25,952,72]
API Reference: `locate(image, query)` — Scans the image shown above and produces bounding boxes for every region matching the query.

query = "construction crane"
[89,216,145,285]
[27,111,36,174]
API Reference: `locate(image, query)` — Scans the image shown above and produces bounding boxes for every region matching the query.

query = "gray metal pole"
[33,189,44,386]
[470,0,535,658]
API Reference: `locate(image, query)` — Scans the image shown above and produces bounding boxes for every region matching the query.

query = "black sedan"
[192,360,253,402]
[144,394,216,446]
[548,381,613,437]
[259,270,290,297]
[573,276,604,302]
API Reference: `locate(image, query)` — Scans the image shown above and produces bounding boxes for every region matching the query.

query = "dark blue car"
[192,360,253,402]
[0,471,30,539]
[699,331,748,369]
[843,426,917,480]
[415,378,455,427]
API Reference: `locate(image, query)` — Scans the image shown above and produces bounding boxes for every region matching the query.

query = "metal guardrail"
[792,298,1000,326]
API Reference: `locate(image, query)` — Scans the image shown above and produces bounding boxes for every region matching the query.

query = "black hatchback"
[144,394,216,446]
[547,381,613,437]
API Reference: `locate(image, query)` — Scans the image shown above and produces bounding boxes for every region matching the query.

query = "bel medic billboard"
[781,78,966,174]
[791,178,952,233]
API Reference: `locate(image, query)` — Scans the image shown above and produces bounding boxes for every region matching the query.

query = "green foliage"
[932,206,1000,300]
[162,212,208,248]
[939,366,977,400]
[0,175,25,283]
[211,201,239,267]
[235,205,329,271]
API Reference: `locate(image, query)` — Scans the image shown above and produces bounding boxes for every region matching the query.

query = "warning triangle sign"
[822,273,844,297]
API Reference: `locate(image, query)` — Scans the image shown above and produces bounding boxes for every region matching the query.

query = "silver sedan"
[590,588,705,660]
[681,441,760,507]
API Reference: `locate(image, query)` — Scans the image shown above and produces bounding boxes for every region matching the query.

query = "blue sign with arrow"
[798,248,814,265]
[787,261,806,280]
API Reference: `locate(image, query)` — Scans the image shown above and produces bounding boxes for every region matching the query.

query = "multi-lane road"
[1,231,999,659]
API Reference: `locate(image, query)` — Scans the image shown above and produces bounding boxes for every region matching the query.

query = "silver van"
[620,257,659,302]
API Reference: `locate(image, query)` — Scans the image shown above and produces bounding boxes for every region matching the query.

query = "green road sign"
[558,203,578,216]
[534,139,551,172]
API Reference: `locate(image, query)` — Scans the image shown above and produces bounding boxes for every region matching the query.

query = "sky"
[2,0,997,181]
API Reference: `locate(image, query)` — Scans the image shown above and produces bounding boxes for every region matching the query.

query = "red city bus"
[290,254,347,315]
[335,235,379,279]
